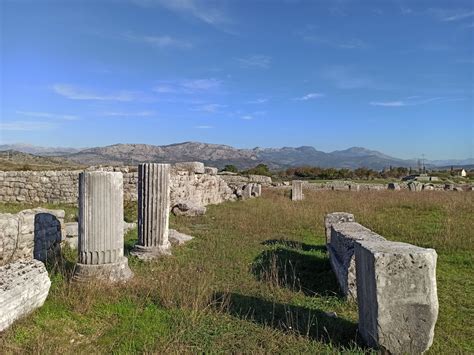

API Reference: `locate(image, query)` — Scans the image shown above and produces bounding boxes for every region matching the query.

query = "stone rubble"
[0,259,51,332]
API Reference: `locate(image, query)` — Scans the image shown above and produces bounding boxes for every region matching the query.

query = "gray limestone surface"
[74,171,132,282]
[0,259,51,332]
[132,164,171,259]
[291,180,304,201]
[355,240,438,354]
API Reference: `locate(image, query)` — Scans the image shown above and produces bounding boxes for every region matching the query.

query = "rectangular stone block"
[355,240,438,354]
[174,162,205,174]
[291,180,304,201]
[328,222,385,299]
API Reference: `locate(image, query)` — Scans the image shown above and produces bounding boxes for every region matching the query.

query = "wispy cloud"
[16,110,79,121]
[124,33,193,49]
[191,103,226,113]
[429,8,474,22]
[52,84,137,101]
[135,0,230,27]
[240,110,266,120]
[294,93,325,101]
[0,121,55,131]
[237,55,271,69]
[247,98,268,104]
[153,78,222,94]
[100,111,157,117]
[195,125,213,129]
[370,97,464,107]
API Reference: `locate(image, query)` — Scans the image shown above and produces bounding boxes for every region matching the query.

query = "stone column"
[74,171,132,282]
[131,163,171,259]
[291,180,304,201]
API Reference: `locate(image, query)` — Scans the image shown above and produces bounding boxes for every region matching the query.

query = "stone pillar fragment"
[132,163,171,259]
[252,184,262,197]
[355,240,438,354]
[242,183,253,200]
[74,171,132,282]
[291,180,304,201]
[0,259,51,332]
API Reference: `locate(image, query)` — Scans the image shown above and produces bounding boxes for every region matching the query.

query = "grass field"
[0,189,473,353]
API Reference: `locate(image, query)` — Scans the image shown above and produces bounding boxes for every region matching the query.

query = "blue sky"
[1,0,473,159]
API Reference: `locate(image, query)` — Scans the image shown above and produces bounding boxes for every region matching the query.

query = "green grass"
[0,202,78,222]
[0,189,472,353]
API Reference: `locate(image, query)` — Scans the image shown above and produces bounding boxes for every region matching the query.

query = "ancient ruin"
[291,180,304,201]
[74,171,132,282]
[325,212,439,353]
[0,259,51,332]
[132,163,171,259]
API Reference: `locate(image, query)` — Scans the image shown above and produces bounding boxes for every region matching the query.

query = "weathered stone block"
[174,162,205,174]
[0,259,51,332]
[291,180,304,201]
[324,212,355,244]
[248,174,272,185]
[355,240,438,354]
[328,222,385,299]
[204,167,218,175]
[172,202,206,216]
[168,229,194,245]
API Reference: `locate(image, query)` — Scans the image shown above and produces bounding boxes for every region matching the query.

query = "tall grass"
[0,189,472,353]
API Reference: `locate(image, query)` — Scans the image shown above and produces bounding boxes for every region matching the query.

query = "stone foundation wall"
[0,208,64,266]
[0,167,240,206]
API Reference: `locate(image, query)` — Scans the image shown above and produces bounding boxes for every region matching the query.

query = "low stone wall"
[325,212,439,353]
[0,165,245,206]
[0,259,51,332]
[0,208,64,266]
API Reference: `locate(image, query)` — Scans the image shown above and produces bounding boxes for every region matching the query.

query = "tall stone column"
[131,163,171,259]
[74,171,132,282]
[291,180,304,201]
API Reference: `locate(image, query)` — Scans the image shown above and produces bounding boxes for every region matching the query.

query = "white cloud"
[52,84,137,101]
[195,125,213,129]
[237,55,271,69]
[0,121,55,131]
[153,78,222,94]
[16,110,79,120]
[370,97,463,107]
[191,103,226,113]
[241,115,254,120]
[441,10,474,22]
[370,101,405,107]
[101,111,156,117]
[135,0,230,26]
[124,33,192,49]
[294,93,325,101]
[247,98,268,104]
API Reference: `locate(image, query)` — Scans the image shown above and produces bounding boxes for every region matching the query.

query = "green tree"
[222,164,238,173]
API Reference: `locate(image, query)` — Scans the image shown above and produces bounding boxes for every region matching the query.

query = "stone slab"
[0,259,51,332]
[355,240,438,354]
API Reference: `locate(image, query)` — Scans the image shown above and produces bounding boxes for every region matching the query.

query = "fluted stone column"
[131,163,171,259]
[74,171,132,282]
[291,180,304,201]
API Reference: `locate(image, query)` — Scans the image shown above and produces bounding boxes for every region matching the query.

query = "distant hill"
[0,143,83,156]
[62,142,419,170]
[3,142,470,171]
[0,150,82,171]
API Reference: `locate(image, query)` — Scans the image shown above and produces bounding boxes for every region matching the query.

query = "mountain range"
[0,142,472,170]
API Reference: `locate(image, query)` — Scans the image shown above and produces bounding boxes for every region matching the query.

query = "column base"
[73,257,133,283]
[130,243,172,260]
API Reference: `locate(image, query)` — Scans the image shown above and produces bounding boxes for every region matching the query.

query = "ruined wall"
[0,169,238,206]
[325,212,439,353]
[0,208,64,266]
